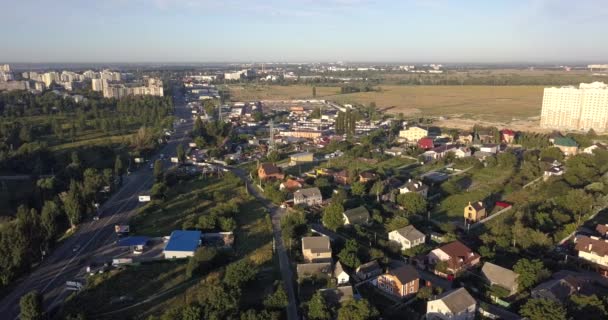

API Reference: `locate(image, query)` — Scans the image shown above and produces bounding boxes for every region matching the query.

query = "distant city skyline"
[1,0,607,63]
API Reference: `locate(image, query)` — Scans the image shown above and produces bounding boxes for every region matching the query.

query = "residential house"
[596,224,608,238]
[543,164,565,180]
[302,236,332,263]
[479,144,499,154]
[399,179,429,198]
[553,137,578,156]
[356,260,382,280]
[548,131,563,144]
[359,171,378,183]
[464,201,486,223]
[423,144,458,161]
[583,143,607,154]
[375,263,420,298]
[399,126,428,142]
[457,132,473,145]
[389,225,426,250]
[279,179,303,192]
[343,206,370,226]
[574,235,608,276]
[531,275,589,302]
[334,261,350,285]
[385,147,406,156]
[500,129,516,144]
[473,151,495,161]
[481,262,519,296]
[426,288,477,320]
[428,241,481,276]
[258,163,284,181]
[294,187,323,206]
[297,262,332,279]
[453,147,471,159]
[333,169,351,185]
[418,137,435,150]
[320,286,354,305]
[290,152,314,166]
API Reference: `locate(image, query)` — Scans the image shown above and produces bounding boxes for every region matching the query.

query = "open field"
[228,84,544,123]
[229,84,340,101]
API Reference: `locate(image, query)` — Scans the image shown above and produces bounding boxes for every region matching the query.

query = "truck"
[112,258,133,266]
[170,157,179,163]
[138,195,151,202]
[66,280,84,291]
[134,157,144,164]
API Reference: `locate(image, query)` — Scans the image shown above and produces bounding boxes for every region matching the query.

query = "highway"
[0,85,193,319]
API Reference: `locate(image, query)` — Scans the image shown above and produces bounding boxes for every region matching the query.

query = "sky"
[1,0,607,63]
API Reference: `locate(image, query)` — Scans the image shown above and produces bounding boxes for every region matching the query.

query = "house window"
[409,287,414,293]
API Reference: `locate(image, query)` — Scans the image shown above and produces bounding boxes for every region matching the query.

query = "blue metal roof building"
[164,230,202,258]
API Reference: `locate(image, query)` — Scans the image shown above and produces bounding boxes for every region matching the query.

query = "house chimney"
[589,243,593,251]
[408,179,412,183]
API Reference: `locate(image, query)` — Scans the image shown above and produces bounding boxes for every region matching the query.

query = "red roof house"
[418,138,434,150]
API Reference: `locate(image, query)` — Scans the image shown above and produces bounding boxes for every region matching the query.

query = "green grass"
[131,174,244,236]
[432,166,514,221]
[62,260,189,316]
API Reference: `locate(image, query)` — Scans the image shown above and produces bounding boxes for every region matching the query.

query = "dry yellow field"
[228,84,544,123]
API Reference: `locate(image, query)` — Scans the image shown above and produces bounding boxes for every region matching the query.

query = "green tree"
[177,144,186,163]
[520,298,567,320]
[323,202,344,231]
[264,283,289,310]
[337,298,378,320]
[568,294,607,320]
[60,181,83,228]
[338,239,360,268]
[370,181,385,202]
[387,216,409,231]
[40,201,61,243]
[308,292,331,320]
[350,182,366,197]
[416,286,433,300]
[513,258,550,290]
[19,290,43,320]
[153,159,163,182]
[224,259,258,288]
[186,247,219,278]
[114,155,124,178]
[396,192,427,215]
[181,305,202,320]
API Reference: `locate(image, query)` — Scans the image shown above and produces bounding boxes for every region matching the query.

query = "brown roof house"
[342,206,370,226]
[464,201,486,223]
[302,236,332,263]
[481,262,519,297]
[279,178,303,192]
[374,263,420,298]
[293,187,323,207]
[426,288,477,320]
[428,241,480,277]
[596,224,608,238]
[575,235,608,276]
[258,163,284,181]
[356,260,382,281]
[333,169,351,185]
[358,171,378,183]
[388,225,426,250]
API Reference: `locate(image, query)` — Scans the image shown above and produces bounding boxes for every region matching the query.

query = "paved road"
[230,168,300,320]
[0,85,193,319]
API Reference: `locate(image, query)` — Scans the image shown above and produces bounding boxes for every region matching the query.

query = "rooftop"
[434,288,476,314]
[164,230,202,252]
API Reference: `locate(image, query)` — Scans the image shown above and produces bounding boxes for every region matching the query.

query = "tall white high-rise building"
[91,78,105,92]
[540,82,608,132]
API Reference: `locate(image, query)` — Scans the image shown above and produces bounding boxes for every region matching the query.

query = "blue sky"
[1,0,607,63]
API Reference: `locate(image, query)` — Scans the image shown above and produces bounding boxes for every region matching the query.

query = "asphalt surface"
[230,168,300,320]
[0,87,193,319]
